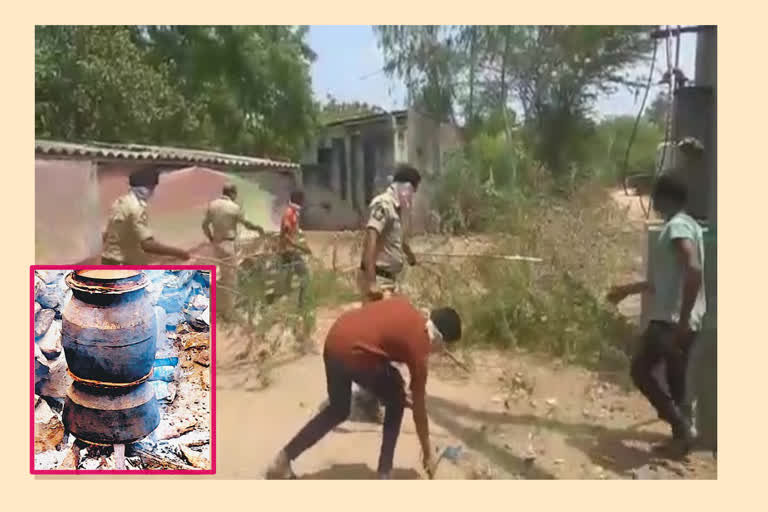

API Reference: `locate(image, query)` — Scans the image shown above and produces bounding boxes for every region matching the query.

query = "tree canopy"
[35,25,318,159]
[374,25,656,175]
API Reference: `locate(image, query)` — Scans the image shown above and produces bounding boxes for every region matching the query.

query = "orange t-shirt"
[279,204,300,253]
[324,297,431,400]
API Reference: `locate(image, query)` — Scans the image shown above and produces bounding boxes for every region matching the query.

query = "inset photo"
[31,267,215,474]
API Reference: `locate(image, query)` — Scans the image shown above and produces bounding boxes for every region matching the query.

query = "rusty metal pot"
[63,381,160,445]
[62,270,157,385]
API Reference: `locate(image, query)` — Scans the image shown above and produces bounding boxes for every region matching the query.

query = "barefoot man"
[266,297,462,479]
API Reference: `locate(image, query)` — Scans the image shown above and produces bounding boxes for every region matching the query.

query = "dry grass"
[403,183,643,382]
[221,182,644,387]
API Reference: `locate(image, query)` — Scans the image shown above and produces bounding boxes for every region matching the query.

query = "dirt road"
[214,304,716,480]
[214,199,715,480]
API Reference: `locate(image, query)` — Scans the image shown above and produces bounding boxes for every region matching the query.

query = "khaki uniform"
[358,186,406,301]
[101,191,153,265]
[202,196,246,317]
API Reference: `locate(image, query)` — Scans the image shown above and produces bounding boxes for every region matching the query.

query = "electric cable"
[620,34,658,197]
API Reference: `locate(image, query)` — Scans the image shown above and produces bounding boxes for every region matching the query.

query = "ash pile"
[34,269,212,471]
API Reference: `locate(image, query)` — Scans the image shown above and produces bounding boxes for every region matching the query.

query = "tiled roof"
[35,140,299,170]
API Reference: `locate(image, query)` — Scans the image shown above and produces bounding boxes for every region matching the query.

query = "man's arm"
[673,237,703,330]
[240,218,265,235]
[607,281,654,304]
[134,210,189,260]
[237,207,265,235]
[201,209,213,243]
[362,201,389,290]
[401,209,416,265]
[141,238,190,260]
[403,241,417,266]
[408,361,432,475]
[362,228,379,288]
[280,230,311,254]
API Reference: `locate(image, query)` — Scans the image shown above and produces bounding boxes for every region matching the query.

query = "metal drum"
[62,270,157,385]
[63,381,160,445]
[60,270,160,446]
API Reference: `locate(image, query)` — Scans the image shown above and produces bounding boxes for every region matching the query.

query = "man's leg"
[352,363,407,477]
[275,353,352,470]
[295,256,309,309]
[631,323,679,425]
[216,242,237,319]
[666,331,697,427]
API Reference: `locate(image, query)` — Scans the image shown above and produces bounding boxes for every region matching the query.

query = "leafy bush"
[412,183,640,375]
[583,115,664,185]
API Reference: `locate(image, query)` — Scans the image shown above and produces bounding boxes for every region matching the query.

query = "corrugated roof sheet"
[35,140,299,170]
[323,109,408,127]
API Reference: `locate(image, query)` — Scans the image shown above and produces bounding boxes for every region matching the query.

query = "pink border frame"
[30,265,217,475]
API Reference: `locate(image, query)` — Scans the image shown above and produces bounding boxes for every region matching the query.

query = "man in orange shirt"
[266,297,462,479]
[278,190,311,308]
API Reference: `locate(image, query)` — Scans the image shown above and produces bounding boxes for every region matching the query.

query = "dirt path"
[214,206,714,480]
[215,304,716,480]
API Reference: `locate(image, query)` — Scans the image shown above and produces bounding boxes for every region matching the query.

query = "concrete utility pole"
[693,25,717,453]
[649,25,717,452]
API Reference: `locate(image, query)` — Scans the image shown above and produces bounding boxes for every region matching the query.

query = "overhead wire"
[620,33,658,198]
[644,25,679,218]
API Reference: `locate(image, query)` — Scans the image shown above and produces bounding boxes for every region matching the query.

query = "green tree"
[136,25,318,158]
[36,25,319,159]
[645,90,670,127]
[35,25,196,144]
[375,25,655,176]
[584,115,663,184]
[374,25,472,124]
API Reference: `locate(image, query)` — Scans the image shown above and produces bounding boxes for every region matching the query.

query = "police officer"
[202,183,265,318]
[355,164,421,420]
[358,164,421,301]
[101,166,190,265]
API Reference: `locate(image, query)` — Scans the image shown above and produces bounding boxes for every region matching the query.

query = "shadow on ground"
[427,394,668,478]
[300,464,420,480]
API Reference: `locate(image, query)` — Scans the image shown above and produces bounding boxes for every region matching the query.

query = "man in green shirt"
[608,175,706,455]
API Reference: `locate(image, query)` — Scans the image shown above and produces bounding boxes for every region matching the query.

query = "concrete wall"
[406,110,464,233]
[35,158,101,265]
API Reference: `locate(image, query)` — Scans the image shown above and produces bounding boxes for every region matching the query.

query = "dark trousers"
[281,253,309,308]
[283,352,407,474]
[631,321,696,433]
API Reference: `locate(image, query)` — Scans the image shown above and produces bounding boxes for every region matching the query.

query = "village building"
[35,140,299,265]
[300,108,464,232]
